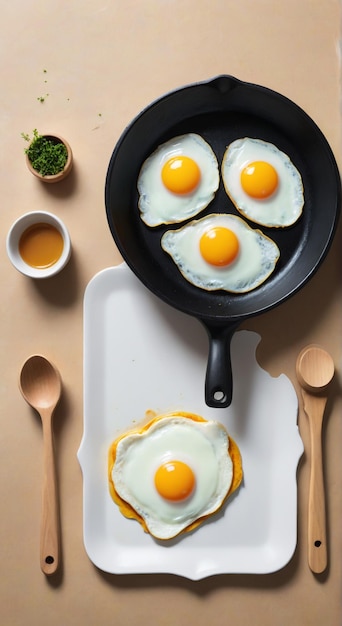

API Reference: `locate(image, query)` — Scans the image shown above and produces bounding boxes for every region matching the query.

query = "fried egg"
[137,134,220,227]
[108,412,243,540]
[161,213,280,293]
[221,138,304,227]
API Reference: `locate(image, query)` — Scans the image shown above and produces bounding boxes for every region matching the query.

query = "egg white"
[161,213,280,293]
[137,133,220,227]
[112,416,233,540]
[221,137,304,227]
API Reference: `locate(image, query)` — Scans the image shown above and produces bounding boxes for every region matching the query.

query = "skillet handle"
[202,322,240,409]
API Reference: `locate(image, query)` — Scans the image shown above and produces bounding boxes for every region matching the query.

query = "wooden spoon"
[296,344,335,574]
[19,355,62,575]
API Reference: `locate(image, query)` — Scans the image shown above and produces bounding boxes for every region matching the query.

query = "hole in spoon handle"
[309,537,327,574]
[41,553,58,575]
[40,509,59,575]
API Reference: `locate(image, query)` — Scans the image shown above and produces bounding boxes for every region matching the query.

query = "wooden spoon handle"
[40,411,59,575]
[302,391,327,573]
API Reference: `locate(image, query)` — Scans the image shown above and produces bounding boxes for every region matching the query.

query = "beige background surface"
[1,1,341,624]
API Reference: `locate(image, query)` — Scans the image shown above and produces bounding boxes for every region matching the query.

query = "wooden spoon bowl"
[296,344,335,394]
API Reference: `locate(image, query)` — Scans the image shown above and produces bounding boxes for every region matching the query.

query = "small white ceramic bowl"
[6,211,71,278]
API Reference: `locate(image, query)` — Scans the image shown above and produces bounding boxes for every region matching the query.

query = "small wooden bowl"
[26,134,73,183]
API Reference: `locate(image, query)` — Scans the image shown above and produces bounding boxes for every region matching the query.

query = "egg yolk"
[240,161,278,199]
[161,156,201,194]
[199,226,240,266]
[154,460,195,501]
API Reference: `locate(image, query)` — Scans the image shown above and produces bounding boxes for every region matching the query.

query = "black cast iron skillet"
[105,75,341,408]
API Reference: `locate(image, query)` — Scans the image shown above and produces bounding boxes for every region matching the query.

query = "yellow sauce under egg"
[19,223,64,269]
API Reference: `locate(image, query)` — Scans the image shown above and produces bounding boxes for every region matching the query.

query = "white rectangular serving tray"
[78,263,303,580]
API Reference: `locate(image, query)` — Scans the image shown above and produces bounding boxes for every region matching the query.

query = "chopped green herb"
[22,129,68,176]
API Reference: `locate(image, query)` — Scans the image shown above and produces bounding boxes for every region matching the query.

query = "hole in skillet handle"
[201,321,240,408]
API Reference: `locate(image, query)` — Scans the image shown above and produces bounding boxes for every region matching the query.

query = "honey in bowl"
[19,222,64,269]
